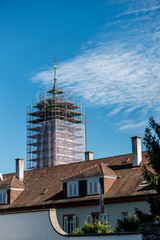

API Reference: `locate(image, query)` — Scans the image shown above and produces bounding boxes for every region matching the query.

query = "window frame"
[122,212,129,221]
[63,214,77,234]
[86,213,109,225]
[67,181,79,197]
[0,190,7,204]
[87,178,99,195]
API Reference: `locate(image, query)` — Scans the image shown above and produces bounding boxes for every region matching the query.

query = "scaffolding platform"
[27,86,86,170]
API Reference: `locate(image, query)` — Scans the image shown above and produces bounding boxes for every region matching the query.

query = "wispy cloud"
[118,120,146,131]
[31,0,160,132]
[119,5,160,16]
[108,106,124,116]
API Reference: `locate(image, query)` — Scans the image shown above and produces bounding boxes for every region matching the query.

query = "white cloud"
[119,5,160,16]
[31,0,160,132]
[108,106,124,116]
[118,120,146,131]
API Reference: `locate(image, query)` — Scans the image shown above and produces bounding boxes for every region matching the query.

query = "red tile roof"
[0,151,155,212]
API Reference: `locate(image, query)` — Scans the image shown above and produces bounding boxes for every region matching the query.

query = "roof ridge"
[98,162,118,177]
[98,162,105,175]
[10,176,15,187]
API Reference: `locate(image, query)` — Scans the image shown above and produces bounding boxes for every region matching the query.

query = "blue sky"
[0,0,160,173]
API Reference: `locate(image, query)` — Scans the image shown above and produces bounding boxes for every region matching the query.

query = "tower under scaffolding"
[27,60,86,170]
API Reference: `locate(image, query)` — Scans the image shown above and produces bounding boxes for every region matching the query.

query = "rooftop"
[0,151,155,213]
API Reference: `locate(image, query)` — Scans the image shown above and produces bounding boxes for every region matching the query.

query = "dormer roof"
[62,163,118,182]
[0,174,24,190]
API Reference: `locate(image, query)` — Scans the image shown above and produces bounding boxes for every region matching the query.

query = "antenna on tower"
[53,56,58,93]
[47,55,63,96]
[54,56,57,80]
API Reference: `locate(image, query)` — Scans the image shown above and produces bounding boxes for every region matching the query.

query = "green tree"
[115,215,140,232]
[73,221,114,234]
[143,117,160,220]
[135,208,154,223]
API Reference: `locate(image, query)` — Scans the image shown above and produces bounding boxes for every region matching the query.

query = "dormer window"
[62,163,118,198]
[0,190,7,204]
[87,178,99,195]
[67,181,78,197]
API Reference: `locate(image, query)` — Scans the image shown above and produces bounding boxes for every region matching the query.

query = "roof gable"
[10,176,24,189]
[62,163,118,182]
[0,174,24,190]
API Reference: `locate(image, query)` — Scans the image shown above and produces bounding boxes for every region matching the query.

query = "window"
[87,178,99,195]
[63,215,77,234]
[140,180,149,186]
[91,212,99,223]
[86,213,109,225]
[123,157,130,163]
[122,212,128,220]
[0,190,7,204]
[101,213,109,226]
[67,181,78,197]
[86,215,92,224]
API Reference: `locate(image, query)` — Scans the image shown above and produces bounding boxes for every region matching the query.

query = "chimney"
[85,151,93,161]
[0,173,3,181]
[131,136,142,167]
[15,158,24,181]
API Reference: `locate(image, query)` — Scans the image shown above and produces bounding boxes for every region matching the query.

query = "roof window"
[41,188,48,194]
[123,157,130,163]
[140,180,149,186]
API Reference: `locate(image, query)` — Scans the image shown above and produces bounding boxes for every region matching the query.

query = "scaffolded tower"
[27,59,85,170]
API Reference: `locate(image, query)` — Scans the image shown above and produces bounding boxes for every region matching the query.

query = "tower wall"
[27,89,85,170]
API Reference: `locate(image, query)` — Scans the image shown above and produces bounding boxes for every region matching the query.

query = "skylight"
[123,157,130,163]
[41,188,48,194]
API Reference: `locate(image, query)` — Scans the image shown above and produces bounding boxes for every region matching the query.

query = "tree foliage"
[143,117,160,219]
[135,208,154,223]
[73,221,114,234]
[115,215,140,232]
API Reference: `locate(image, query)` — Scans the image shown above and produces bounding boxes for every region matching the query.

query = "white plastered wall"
[57,200,150,229]
[0,209,142,240]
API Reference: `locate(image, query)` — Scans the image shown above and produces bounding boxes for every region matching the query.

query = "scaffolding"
[27,85,86,170]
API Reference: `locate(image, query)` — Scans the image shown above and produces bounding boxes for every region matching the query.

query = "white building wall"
[57,201,150,229]
[0,209,142,240]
